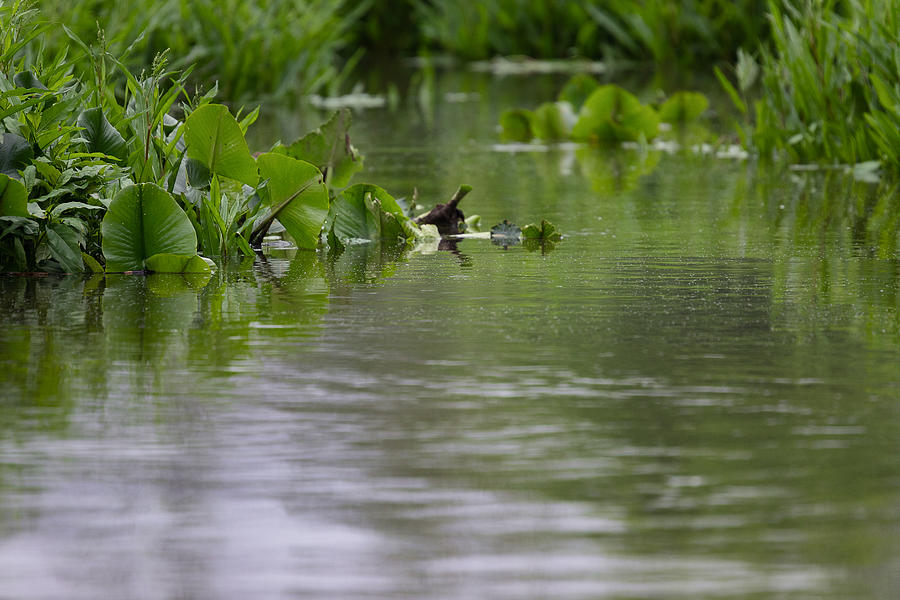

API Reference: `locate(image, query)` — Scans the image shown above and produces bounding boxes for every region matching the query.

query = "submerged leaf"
[101,183,198,272]
[499,109,534,142]
[184,104,258,186]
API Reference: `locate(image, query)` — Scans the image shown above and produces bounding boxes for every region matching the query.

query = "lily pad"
[522,219,562,242]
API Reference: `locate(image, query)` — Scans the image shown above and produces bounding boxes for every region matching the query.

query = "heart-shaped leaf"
[277,109,363,188]
[326,183,408,250]
[572,85,659,142]
[256,153,329,250]
[499,109,534,142]
[658,91,709,123]
[101,183,198,272]
[184,104,258,186]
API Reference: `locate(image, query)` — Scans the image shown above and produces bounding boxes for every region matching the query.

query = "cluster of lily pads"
[499,74,709,144]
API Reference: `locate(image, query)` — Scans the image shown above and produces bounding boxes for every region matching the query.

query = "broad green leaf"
[257,153,329,250]
[499,109,534,142]
[0,133,34,178]
[0,174,28,217]
[531,102,576,141]
[46,223,84,273]
[277,108,363,188]
[571,85,659,142]
[50,201,104,217]
[558,74,599,109]
[77,107,128,162]
[102,183,198,272]
[327,183,409,250]
[12,71,47,90]
[82,252,104,273]
[145,253,212,274]
[658,91,709,123]
[184,104,258,186]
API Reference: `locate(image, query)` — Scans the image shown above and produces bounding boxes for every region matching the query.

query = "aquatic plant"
[499,76,709,145]
[720,0,900,175]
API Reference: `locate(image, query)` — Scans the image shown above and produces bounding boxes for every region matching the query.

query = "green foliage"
[101,183,198,272]
[274,108,363,190]
[531,102,576,141]
[184,104,258,187]
[256,153,329,250]
[658,91,709,123]
[727,0,900,174]
[521,220,562,242]
[144,252,212,274]
[572,84,659,142]
[325,183,413,252]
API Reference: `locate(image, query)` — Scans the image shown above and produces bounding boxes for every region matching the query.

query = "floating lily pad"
[490,220,521,246]
[522,219,562,242]
[558,74,599,110]
[531,102,576,141]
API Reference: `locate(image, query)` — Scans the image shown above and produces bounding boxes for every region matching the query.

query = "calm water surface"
[2,72,899,599]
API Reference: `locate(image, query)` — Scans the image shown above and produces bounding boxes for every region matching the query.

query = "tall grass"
[34,0,367,102]
[406,0,767,66]
[722,0,900,172]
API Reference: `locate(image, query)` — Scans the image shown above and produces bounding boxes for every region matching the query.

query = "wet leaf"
[326,183,409,250]
[145,252,212,274]
[531,101,576,141]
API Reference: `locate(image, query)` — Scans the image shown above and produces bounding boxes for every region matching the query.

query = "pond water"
[2,71,900,599]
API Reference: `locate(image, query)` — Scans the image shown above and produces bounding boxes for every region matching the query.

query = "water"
[2,71,900,599]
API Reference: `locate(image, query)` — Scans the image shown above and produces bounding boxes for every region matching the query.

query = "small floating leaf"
[658,91,709,124]
[490,220,521,244]
[522,219,562,242]
[499,109,534,142]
